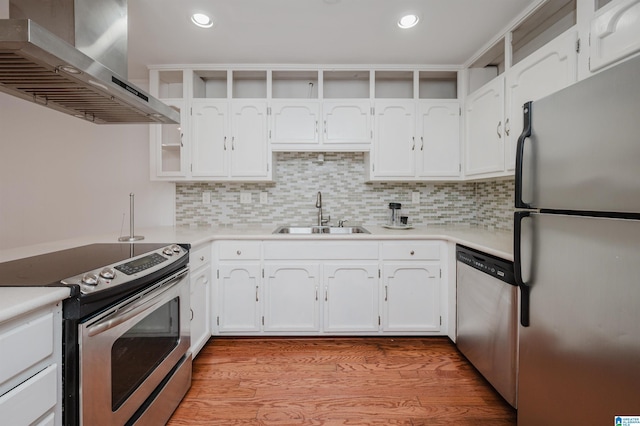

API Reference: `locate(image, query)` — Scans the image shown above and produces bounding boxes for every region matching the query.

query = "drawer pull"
[237,250,242,256]
[200,256,205,261]
[410,250,415,255]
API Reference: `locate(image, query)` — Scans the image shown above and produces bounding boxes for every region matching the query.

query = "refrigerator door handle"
[514,210,531,327]
[515,101,533,209]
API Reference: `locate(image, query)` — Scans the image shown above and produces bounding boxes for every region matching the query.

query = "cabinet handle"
[420,136,424,151]
[410,250,415,255]
[202,277,209,285]
[190,308,194,321]
[315,120,318,135]
[325,287,328,301]
[223,136,227,150]
[180,133,184,147]
[505,118,510,136]
[411,136,415,150]
[316,286,319,301]
[236,250,242,256]
[497,121,502,138]
[232,136,235,150]
[256,285,259,302]
[200,256,205,261]
[385,285,388,301]
[324,120,327,135]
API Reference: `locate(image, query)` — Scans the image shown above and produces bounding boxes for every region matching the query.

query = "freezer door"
[516,54,640,213]
[516,213,640,426]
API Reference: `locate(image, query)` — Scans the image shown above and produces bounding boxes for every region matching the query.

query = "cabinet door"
[263,263,320,332]
[323,263,379,332]
[590,0,640,72]
[323,101,372,145]
[218,263,262,332]
[152,99,187,179]
[382,262,441,332]
[191,100,228,177]
[270,101,320,145]
[372,101,416,178]
[190,266,211,355]
[231,100,270,179]
[505,30,578,171]
[465,76,505,177]
[416,101,461,178]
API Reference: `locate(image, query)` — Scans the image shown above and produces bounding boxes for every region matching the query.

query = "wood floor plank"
[167,337,516,425]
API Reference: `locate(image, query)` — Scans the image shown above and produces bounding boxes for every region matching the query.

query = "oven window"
[111,297,180,410]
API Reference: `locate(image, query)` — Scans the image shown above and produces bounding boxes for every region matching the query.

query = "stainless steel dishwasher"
[456,245,518,408]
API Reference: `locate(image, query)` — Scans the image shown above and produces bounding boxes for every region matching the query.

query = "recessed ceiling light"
[398,14,419,29]
[191,13,213,28]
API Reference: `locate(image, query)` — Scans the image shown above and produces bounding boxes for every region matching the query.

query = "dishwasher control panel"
[456,245,516,285]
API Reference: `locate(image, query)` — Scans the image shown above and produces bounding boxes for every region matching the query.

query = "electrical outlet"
[412,191,420,204]
[202,191,211,205]
[260,192,268,204]
[240,192,252,204]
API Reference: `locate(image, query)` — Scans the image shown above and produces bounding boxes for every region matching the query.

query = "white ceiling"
[127,0,538,79]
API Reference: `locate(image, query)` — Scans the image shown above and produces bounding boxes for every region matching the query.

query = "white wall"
[0,92,175,250]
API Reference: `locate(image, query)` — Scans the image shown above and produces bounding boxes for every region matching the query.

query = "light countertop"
[0,287,70,324]
[0,224,512,323]
[0,224,513,263]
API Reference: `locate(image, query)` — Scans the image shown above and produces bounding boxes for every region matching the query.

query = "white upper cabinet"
[191,100,228,177]
[590,0,640,72]
[269,101,320,145]
[371,100,416,178]
[465,76,506,177]
[416,101,461,178]
[230,100,271,179]
[322,101,372,145]
[269,70,372,151]
[368,71,461,181]
[505,29,578,170]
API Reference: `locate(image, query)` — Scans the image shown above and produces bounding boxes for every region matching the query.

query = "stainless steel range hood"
[0,0,179,124]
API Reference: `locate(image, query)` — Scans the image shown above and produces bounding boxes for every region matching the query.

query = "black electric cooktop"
[0,243,169,287]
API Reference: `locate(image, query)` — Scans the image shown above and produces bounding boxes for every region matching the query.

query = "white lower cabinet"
[0,303,63,426]
[263,263,320,332]
[381,263,441,332]
[215,241,263,333]
[380,241,442,332]
[217,263,262,332]
[212,240,447,336]
[189,243,212,356]
[323,263,379,332]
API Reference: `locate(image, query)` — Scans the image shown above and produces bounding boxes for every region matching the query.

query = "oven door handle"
[87,269,188,337]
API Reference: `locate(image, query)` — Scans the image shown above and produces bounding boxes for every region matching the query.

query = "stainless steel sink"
[273,226,370,234]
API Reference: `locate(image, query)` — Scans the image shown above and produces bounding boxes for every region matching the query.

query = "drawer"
[381,241,440,260]
[264,241,378,260]
[0,310,54,387]
[218,241,261,260]
[190,244,211,270]
[0,364,57,425]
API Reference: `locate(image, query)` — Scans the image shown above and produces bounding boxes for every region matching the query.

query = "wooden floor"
[168,337,516,425]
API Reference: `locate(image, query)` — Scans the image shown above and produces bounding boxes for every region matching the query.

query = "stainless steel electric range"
[0,243,192,426]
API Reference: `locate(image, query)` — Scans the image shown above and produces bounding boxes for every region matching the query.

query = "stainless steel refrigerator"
[514,54,640,425]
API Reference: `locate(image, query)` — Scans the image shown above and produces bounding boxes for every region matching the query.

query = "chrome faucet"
[316,191,330,226]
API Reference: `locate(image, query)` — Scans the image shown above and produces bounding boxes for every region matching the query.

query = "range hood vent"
[0,1,179,124]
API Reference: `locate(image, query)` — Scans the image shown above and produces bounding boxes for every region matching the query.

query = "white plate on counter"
[382,224,414,230]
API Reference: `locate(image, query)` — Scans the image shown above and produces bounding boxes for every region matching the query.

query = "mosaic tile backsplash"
[176,152,514,231]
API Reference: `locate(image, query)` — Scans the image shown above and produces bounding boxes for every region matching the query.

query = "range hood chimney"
[0,0,179,124]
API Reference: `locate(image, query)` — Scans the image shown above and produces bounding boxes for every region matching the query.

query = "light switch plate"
[240,192,252,204]
[411,191,420,204]
[260,192,268,204]
[202,191,211,205]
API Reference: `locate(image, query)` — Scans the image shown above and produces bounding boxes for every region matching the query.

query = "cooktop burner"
[0,243,169,287]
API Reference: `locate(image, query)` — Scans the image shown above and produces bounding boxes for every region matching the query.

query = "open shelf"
[272,71,319,99]
[157,70,184,99]
[323,70,370,99]
[374,71,413,99]
[419,71,458,99]
[232,71,267,98]
[193,70,227,99]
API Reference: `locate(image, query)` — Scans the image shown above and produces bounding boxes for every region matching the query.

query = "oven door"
[79,267,191,426]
